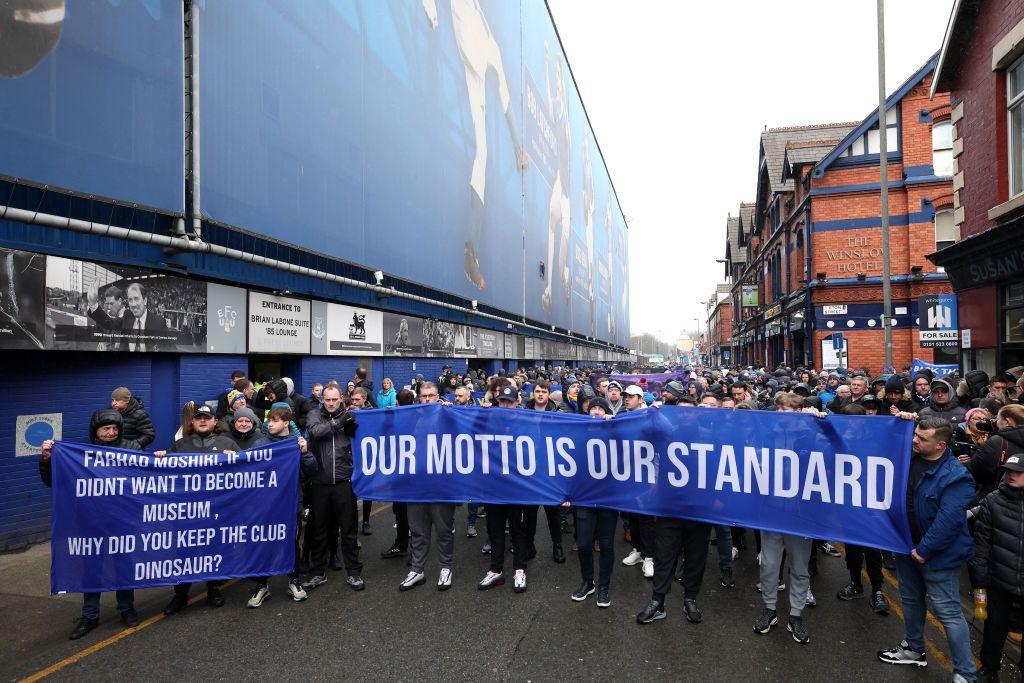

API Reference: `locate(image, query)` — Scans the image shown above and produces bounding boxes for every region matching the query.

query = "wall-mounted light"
[374,270,384,286]
[910,265,923,274]
[815,272,826,281]
[471,299,478,311]
[856,273,867,281]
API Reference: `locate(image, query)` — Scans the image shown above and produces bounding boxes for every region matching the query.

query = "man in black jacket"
[110,387,155,449]
[523,380,566,563]
[39,409,141,640]
[158,405,239,616]
[301,385,364,592]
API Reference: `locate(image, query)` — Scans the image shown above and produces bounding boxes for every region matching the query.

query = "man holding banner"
[39,409,141,640]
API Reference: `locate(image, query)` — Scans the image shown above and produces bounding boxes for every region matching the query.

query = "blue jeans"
[467,503,479,526]
[894,555,975,681]
[715,525,733,570]
[82,590,134,620]
[576,507,617,589]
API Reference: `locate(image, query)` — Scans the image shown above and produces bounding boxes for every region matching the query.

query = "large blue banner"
[353,405,916,553]
[911,358,958,379]
[50,439,299,594]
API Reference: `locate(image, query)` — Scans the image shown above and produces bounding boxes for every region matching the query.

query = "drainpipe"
[804,204,814,367]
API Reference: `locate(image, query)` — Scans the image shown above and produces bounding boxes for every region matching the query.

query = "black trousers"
[652,518,710,601]
[486,504,535,573]
[173,580,222,597]
[845,544,883,591]
[362,499,373,525]
[627,513,657,558]
[310,481,362,576]
[540,505,562,546]
[392,502,409,551]
[979,585,1023,673]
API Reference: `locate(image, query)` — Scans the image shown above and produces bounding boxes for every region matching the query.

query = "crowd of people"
[37,361,1024,682]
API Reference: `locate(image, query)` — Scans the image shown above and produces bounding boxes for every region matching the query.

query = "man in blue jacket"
[878,417,975,682]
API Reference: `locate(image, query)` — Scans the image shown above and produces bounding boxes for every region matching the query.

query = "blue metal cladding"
[196,0,630,347]
[0,0,184,213]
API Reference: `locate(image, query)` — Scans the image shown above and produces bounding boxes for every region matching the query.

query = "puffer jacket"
[967,425,1024,507]
[911,448,975,570]
[918,387,966,428]
[39,408,136,487]
[306,405,357,484]
[119,396,155,449]
[961,370,991,408]
[168,432,239,453]
[969,481,1024,596]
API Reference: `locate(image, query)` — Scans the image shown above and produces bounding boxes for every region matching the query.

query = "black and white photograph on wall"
[453,323,477,357]
[45,256,207,352]
[383,312,425,356]
[0,248,46,350]
[423,317,455,356]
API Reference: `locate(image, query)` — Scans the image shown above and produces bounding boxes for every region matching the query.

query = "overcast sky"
[548,0,955,346]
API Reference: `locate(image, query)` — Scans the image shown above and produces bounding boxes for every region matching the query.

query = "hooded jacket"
[969,481,1024,596]
[918,380,966,426]
[966,425,1024,507]
[306,404,357,484]
[280,377,312,429]
[168,430,239,454]
[228,413,266,451]
[961,370,990,408]
[118,396,155,449]
[39,409,134,487]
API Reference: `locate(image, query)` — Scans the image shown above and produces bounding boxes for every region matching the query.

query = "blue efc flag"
[50,440,300,594]
[353,405,915,553]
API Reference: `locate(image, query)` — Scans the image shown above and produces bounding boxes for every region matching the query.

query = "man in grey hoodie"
[919,379,967,428]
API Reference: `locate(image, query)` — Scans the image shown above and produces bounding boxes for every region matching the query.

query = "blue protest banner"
[353,405,915,553]
[910,358,958,379]
[50,439,300,594]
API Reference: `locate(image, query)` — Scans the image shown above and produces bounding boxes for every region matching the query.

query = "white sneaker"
[513,569,527,593]
[399,571,425,592]
[247,585,270,608]
[437,568,453,591]
[287,579,307,602]
[642,557,654,578]
[622,549,643,566]
[805,588,816,607]
[732,546,739,560]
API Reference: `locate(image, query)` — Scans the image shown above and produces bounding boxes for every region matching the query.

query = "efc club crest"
[312,316,326,340]
[217,305,238,334]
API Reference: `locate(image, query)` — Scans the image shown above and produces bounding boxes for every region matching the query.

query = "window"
[932,121,953,177]
[1006,283,1024,343]
[934,209,958,251]
[1008,56,1024,196]
[842,107,899,157]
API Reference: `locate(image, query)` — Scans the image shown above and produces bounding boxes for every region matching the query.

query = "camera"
[975,418,998,434]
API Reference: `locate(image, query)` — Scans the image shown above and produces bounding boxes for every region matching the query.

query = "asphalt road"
[2,504,1018,682]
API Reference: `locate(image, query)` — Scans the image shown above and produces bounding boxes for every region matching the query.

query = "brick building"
[930,0,1024,373]
[705,283,734,366]
[725,57,956,372]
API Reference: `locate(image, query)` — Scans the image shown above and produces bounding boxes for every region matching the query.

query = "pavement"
[1,504,1019,682]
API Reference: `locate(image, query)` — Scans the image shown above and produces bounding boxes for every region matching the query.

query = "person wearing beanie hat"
[110,386,155,449]
[883,376,921,414]
[39,407,141,639]
[228,407,265,451]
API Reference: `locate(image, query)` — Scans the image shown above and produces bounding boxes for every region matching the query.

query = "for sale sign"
[918,294,958,348]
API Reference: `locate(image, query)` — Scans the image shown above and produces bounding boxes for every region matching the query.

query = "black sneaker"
[596,586,611,608]
[346,575,365,591]
[69,616,99,640]
[720,567,735,588]
[120,608,139,628]
[683,598,702,624]
[837,582,865,600]
[571,581,595,602]
[636,600,666,624]
[380,545,407,559]
[163,593,188,616]
[207,587,225,608]
[753,608,778,634]
[361,522,372,536]
[877,640,927,666]
[787,616,810,644]
[870,590,890,615]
